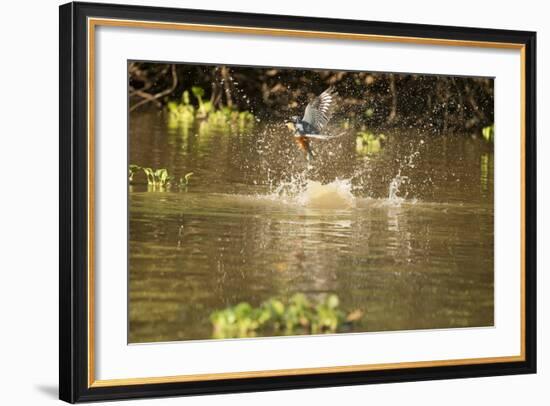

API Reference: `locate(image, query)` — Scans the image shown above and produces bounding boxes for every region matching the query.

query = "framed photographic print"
[59,1,537,403]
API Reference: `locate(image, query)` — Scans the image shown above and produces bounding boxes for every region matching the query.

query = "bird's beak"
[285,122,295,131]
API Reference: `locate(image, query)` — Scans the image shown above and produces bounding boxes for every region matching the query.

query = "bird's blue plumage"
[288,87,340,160]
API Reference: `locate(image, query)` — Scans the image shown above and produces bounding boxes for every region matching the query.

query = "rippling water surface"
[129,110,494,343]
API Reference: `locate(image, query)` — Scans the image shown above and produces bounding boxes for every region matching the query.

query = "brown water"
[128,110,494,343]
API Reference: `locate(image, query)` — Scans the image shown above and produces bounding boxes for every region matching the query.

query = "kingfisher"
[285,87,342,161]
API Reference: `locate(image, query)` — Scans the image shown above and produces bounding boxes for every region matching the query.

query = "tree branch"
[129,64,178,112]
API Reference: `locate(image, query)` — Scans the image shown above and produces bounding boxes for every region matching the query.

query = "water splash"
[388,172,409,203]
[386,144,422,203]
[253,129,426,208]
[297,179,355,209]
[264,163,414,209]
[267,171,355,209]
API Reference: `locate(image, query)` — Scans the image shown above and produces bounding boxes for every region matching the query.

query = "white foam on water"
[265,172,356,209]
[296,179,355,209]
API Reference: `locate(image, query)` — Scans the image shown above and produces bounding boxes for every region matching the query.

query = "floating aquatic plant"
[168,87,255,133]
[167,90,195,127]
[210,293,363,339]
[191,86,212,118]
[142,167,170,188]
[128,165,195,192]
[128,164,141,182]
[177,172,194,189]
[356,130,387,155]
[482,124,494,143]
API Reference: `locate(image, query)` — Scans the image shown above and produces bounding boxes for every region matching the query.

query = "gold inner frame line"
[87,17,527,388]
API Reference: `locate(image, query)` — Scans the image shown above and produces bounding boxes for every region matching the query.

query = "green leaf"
[182,90,190,105]
[167,101,178,113]
[128,164,141,182]
[191,86,205,99]
[184,172,194,185]
[326,294,339,309]
[482,124,494,142]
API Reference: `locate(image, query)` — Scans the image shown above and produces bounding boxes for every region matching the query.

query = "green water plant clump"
[167,86,256,133]
[143,167,170,188]
[482,124,494,143]
[210,293,363,339]
[177,172,194,189]
[356,130,387,155]
[128,164,142,183]
[129,165,193,191]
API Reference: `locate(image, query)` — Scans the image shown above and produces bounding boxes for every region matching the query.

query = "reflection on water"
[129,110,494,343]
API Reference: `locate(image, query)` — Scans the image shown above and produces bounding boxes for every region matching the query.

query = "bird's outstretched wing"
[302,87,337,133]
[302,131,346,140]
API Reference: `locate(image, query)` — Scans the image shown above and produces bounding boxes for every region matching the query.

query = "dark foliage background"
[129,62,494,133]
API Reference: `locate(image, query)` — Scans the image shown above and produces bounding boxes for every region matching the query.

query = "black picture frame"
[59,1,537,403]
